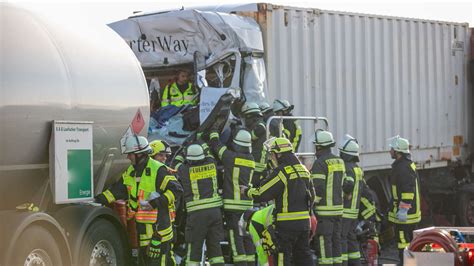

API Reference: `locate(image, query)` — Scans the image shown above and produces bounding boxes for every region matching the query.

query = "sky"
[8,0,474,27]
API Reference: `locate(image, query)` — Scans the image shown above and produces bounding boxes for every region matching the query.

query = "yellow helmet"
[149,140,172,157]
[265,137,293,154]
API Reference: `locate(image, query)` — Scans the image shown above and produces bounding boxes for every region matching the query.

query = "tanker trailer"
[0,3,149,265]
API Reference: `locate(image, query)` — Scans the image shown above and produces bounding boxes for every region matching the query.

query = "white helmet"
[122,135,152,154]
[313,130,335,147]
[259,102,272,113]
[233,129,252,147]
[339,134,360,157]
[388,135,410,154]
[241,102,262,116]
[273,99,291,113]
[186,144,205,161]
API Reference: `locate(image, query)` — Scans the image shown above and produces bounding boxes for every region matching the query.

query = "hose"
[408,229,464,266]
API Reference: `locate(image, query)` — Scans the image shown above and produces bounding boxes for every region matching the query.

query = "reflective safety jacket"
[97,158,183,245]
[176,157,223,213]
[161,82,197,107]
[209,132,254,211]
[247,153,314,230]
[248,204,276,266]
[250,121,268,176]
[388,156,421,224]
[359,181,381,222]
[282,118,302,152]
[311,149,345,217]
[342,162,364,220]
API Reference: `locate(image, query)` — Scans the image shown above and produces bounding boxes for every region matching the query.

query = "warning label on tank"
[50,121,94,204]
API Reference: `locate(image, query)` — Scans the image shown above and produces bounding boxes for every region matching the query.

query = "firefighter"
[241,102,268,187]
[174,143,225,266]
[259,102,273,124]
[239,204,277,266]
[149,139,172,164]
[388,135,421,264]
[161,69,198,107]
[149,140,180,248]
[272,99,302,152]
[207,128,256,265]
[311,130,345,266]
[95,135,183,266]
[359,183,381,243]
[339,135,363,266]
[241,137,315,266]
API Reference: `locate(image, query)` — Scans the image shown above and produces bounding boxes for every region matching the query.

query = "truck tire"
[457,192,474,226]
[12,224,63,265]
[79,218,127,266]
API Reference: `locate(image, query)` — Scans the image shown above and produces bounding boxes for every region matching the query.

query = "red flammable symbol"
[131,109,145,134]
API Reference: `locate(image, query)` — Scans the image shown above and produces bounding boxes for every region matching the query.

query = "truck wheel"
[457,192,474,226]
[80,219,127,266]
[12,225,63,265]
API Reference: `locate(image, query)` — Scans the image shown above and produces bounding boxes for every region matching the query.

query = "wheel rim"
[24,249,52,266]
[467,197,474,225]
[89,240,117,266]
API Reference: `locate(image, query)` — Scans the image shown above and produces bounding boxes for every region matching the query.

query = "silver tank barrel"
[0,4,149,209]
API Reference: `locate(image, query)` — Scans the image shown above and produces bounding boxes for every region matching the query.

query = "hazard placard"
[131,109,145,134]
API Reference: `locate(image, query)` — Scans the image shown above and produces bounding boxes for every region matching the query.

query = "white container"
[230,3,471,170]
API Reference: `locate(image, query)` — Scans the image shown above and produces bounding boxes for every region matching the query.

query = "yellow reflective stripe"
[410,162,417,171]
[250,174,281,196]
[278,253,284,266]
[284,166,295,174]
[187,244,201,266]
[342,209,359,219]
[103,190,116,203]
[388,212,421,224]
[401,193,415,200]
[212,170,219,198]
[140,240,151,247]
[312,174,326,180]
[164,190,175,204]
[209,256,225,264]
[327,171,333,206]
[279,172,288,213]
[218,146,227,160]
[341,253,348,261]
[186,196,223,212]
[235,158,256,168]
[333,256,343,263]
[399,230,408,249]
[245,255,255,262]
[276,211,309,221]
[158,226,173,236]
[161,85,170,106]
[223,199,253,210]
[319,236,333,264]
[392,185,398,200]
[255,162,266,172]
[316,209,344,216]
[348,251,361,259]
[351,177,360,210]
[233,167,240,200]
[229,229,238,257]
[293,123,302,150]
[210,132,219,139]
[191,178,199,201]
[160,175,177,191]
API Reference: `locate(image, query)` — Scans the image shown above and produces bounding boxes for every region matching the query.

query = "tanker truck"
[0,4,150,265]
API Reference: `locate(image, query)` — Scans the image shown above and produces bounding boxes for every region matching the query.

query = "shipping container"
[210,3,472,172]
